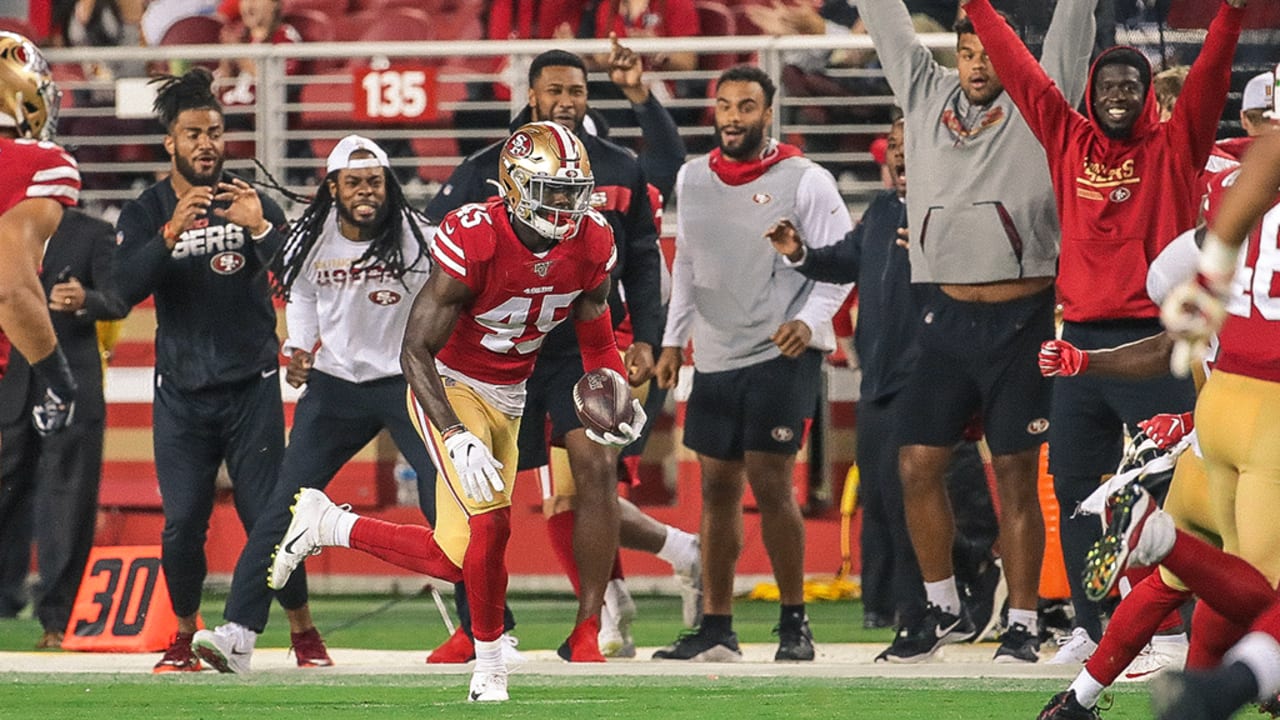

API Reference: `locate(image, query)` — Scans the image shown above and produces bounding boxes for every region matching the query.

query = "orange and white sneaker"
[557,615,606,662]
[427,626,475,663]
[291,627,334,667]
[153,631,203,673]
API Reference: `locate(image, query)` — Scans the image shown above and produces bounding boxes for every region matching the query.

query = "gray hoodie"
[855,0,1097,284]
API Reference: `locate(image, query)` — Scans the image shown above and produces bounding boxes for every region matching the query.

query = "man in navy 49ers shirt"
[0,31,82,445]
[111,68,323,673]
[268,122,645,702]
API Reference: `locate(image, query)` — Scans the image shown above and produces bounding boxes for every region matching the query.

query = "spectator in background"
[0,208,129,648]
[139,0,218,45]
[1206,69,1279,175]
[653,65,852,662]
[963,0,1244,664]
[214,0,300,106]
[50,0,145,92]
[111,69,303,673]
[854,0,1096,665]
[1152,65,1188,122]
[765,117,1001,641]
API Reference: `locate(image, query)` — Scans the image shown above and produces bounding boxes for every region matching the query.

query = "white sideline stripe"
[0,645,1081,677]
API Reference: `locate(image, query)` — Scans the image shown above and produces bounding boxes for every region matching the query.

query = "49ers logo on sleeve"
[210,251,245,275]
[506,132,533,158]
[368,289,402,306]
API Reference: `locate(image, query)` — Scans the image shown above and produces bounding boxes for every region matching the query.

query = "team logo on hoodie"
[1109,187,1132,203]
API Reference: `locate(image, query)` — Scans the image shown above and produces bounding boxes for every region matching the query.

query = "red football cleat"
[291,627,334,667]
[427,626,475,664]
[153,631,203,673]
[557,615,607,662]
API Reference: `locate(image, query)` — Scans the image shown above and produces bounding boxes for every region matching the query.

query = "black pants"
[0,394,103,632]
[858,391,998,625]
[223,371,437,632]
[154,370,285,618]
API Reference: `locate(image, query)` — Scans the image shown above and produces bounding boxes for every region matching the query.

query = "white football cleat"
[1119,636,1188,682]
[192,623,257,674]
[675,539,703,628]
[467,670,509,702]
[1047,627,1098,665]
[501,633,526,669]
[270,488,345,590]
[599,578,637,658]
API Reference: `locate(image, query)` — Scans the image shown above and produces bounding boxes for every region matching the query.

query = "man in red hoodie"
[962,0,1247,658]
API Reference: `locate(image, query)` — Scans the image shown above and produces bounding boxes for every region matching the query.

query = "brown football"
[572,368,633,436]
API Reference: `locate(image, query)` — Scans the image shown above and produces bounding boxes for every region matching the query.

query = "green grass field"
[0,592,1205,719]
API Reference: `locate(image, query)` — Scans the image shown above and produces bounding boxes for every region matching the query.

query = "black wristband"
[31,345,77,400]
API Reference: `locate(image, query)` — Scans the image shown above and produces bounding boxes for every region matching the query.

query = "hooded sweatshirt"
[967,0,1244,323]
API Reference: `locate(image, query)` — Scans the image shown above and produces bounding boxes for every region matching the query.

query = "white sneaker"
[270,488,346,590]
[1047,627,1098,665]
[1119,636,1188,682]
[467,670,509,702]
[192,623,257,674]
[501,633,526,669]
[599,578,637,658]
[675,540,703,628]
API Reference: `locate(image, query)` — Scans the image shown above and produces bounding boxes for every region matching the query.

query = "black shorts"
[1047,319,1196,477]
[516,352,584,471]
[896,285,1054,456]
[682,350,822,461]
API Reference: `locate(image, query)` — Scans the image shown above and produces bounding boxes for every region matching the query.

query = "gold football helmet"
[497,121,594,241]
[0,31,59,141]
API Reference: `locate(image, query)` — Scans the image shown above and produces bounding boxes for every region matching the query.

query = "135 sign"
[354,64,439,122]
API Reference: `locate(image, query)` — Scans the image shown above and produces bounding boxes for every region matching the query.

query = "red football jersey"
[0,138,80,380]
[0,137,81,214]
[1204,168,1280,383]
[431,197,617,386]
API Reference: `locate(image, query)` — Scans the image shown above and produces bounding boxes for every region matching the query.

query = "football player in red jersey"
[269,121,644,702]
[0,31,82,447]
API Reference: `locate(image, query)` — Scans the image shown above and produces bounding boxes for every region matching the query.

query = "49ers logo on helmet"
[506,132,533,159]
[368,289,402,306]
[210,251,245,275]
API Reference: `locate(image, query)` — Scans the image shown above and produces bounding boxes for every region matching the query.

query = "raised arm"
[1166,0,1246,170]
[852,0,944,109]
[1039,0,1098,105]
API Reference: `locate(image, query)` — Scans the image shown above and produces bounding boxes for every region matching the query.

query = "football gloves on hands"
[32,387,74,436]
[29,346,77,436]
[444,429,505,503]
[1038,339,1089,377]
[585,399,647,448]
[1137,412,1194,450]
[1161,275,1227,378]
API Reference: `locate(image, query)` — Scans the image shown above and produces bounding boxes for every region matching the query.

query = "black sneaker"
[874,603,975,663]
[773,619,814,661]
[994,622,1040,663]
[1038,690,1101,720]
[651,627,742,662]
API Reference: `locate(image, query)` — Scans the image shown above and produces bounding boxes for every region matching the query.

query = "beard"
[716,122,766,161]
[336,197,390,237]
[174,153,223,187]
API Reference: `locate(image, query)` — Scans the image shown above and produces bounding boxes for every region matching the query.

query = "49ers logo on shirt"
[368,289,402,306]
[210,251,245,275]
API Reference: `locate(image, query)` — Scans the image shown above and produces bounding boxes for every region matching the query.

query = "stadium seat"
[282,0,349,19]
[283,9,334,43]
[0,17,41,42]
[346,0,420,13]
[158,15,224,45]
[352,7,436,43]
[298,80,353,129]
[693,1,737,71]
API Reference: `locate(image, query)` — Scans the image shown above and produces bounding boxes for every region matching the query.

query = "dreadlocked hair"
[271,167,433,300]
[150,67,221,130]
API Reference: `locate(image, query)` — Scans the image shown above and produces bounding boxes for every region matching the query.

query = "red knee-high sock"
[610,550,625,582]
[1084,572,1191,685]
[1159,530,1275,625]
[1250,600,1280,645]
[1121,565,1183,633]
[1187,600,1251,669]
[350,517,463,582]
[464,509,511,643]
[547,510,581,594]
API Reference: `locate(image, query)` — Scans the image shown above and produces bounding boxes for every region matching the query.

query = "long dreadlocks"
[271,165,433,300]
[150,67,220,130]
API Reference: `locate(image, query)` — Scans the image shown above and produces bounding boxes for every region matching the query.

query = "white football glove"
[585,399,648,448]
[443,429,505,502]
[1160,277,1226,377]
